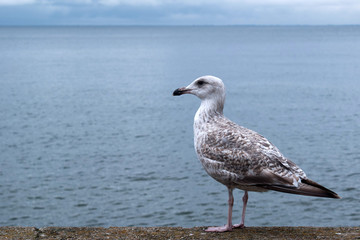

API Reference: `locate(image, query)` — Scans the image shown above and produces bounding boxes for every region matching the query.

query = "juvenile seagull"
[173,75,340,232]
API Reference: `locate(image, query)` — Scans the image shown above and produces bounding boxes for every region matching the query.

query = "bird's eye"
[197,80,206,86]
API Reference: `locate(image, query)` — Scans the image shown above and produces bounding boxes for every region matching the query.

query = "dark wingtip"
[324,191,341,199]
[301,178,341,199]
[333,193,341,199]
[259,178,341,199]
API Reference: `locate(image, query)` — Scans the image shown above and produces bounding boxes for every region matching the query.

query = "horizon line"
[1,24,360,27]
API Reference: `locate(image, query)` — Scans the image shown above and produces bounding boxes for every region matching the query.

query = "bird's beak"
[173,87,192,96]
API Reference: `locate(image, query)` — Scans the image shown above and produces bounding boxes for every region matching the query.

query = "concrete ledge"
[0,226,359,239]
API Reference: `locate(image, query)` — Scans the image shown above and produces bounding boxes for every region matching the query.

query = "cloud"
[98,0,161,6]
[0,0,360,25]
[0,0,35,5]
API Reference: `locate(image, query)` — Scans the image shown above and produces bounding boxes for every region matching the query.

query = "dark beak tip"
[173,88,184,96]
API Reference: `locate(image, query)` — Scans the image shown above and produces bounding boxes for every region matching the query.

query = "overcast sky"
[0,0,360,25]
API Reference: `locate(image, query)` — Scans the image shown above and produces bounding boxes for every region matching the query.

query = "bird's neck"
[194,98,224,124]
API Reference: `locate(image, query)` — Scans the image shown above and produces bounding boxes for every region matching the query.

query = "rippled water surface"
[0,26,359,227]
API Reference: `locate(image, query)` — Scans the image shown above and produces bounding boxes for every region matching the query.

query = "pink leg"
[205,187,234,232]
[233,190,248,229]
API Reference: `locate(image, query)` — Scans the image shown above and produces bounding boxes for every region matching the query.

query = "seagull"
[173,75,340,232]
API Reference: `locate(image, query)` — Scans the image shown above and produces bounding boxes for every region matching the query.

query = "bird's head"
[173,75,226,115]
[173,75,225,101]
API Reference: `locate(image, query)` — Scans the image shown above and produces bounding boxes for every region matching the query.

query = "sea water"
[0,26,359,227]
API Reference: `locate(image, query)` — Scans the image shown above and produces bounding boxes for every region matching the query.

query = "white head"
[173,75,226,114]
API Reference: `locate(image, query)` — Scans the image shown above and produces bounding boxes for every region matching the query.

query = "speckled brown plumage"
[194,112,306,192]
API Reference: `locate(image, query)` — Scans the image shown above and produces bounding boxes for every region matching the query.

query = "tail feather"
[259,178,341,199]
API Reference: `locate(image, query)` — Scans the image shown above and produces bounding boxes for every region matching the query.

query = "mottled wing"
[200,118,306,188]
